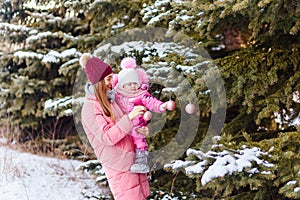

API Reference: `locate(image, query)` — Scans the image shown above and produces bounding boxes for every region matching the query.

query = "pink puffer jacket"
[81,86,150,200]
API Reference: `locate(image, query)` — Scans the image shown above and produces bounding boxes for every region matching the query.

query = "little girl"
[114,57,172,173]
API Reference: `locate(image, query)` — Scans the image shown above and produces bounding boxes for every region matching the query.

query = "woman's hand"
[137,126,150,137]
[128,106,146,120]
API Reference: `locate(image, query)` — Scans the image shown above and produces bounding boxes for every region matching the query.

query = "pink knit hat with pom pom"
[118,57,141,88]
[79,53,113,84]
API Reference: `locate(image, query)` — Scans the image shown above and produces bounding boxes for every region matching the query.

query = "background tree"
[0,0,83,144]
[157,0,300,199]
[1,0,299,199]
[0,0,149,142]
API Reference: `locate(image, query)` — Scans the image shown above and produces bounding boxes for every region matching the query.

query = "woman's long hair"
[94,80,115,121]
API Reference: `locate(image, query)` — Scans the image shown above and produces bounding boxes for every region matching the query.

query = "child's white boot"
[130,149,149,173]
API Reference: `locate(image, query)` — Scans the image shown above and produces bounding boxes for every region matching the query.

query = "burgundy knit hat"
[79,53,113,84]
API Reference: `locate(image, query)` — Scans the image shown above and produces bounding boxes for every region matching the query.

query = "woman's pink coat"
[81,86,150,200]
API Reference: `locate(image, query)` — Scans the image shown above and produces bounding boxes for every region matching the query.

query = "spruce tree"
[0,0,151,141]
[155,0,300,199]
[0,0,89,141]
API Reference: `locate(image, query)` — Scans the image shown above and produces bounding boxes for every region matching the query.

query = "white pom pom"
[120,57,136,69]
[79,53,92,69]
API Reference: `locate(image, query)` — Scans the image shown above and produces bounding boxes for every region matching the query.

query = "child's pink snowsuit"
[115,86,165,150]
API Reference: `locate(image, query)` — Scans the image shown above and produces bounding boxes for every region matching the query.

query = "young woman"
[79,53,150,200]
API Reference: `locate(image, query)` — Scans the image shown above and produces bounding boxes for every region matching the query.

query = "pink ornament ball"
[143,111,152,121]
[166,100,176,111]
[185,103,196,114]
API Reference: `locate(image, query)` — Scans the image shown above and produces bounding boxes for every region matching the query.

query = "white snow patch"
[0,145,109,199]
[14,51,44,59]
[167,146,274,186]
[287,181,297,185]
[44,96,72,110]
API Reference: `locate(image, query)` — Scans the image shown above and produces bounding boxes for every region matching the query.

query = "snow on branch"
[0,22,34,32]
[164,144,275,186]
[44,96,72,109]
[13,51,43,59]
[44,96,73,116]
[23,0,56,10]
[14,48,81,64]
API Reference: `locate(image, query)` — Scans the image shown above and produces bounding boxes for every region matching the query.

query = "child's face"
[123,82,139,91]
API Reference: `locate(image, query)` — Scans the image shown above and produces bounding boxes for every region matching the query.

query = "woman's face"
[104,73,114,90]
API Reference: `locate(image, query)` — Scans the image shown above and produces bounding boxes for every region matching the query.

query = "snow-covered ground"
[0,138,111,200]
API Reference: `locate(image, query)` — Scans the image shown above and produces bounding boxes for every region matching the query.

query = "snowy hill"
[0,138,110,200]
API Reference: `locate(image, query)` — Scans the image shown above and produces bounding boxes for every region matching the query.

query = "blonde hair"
[94,80,115,121]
